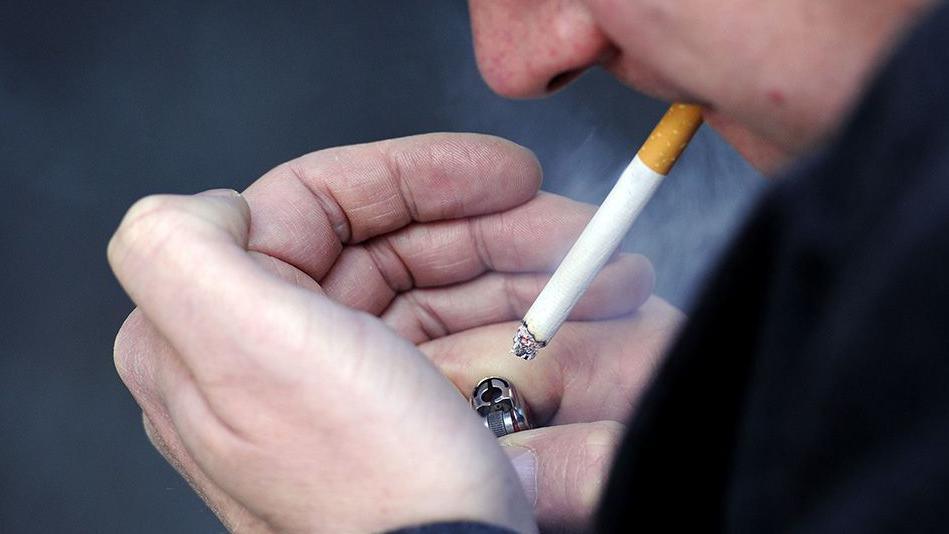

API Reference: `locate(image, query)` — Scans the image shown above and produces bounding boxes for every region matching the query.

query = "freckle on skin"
[767,89,786,106]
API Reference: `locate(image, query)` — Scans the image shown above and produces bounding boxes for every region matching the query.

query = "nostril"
[546,69,582,93]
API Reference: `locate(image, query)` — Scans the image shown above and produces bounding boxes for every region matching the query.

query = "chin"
[703,110,792,176]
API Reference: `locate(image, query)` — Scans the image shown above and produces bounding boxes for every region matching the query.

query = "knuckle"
[119,194,180,236]
[108,195,193,270]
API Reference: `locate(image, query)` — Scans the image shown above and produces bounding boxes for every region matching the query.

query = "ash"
[511,322,546,361]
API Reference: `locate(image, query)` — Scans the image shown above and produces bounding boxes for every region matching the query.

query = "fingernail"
[197,188,240,198]
[503,446,537,506]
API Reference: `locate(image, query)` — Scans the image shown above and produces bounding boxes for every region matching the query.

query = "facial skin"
[469,0,936,173]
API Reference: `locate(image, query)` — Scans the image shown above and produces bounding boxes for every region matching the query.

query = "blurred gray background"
[0,1,762,532]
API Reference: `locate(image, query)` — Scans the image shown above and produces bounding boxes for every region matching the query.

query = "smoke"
[426,9,765,307]
[546,123,765,308]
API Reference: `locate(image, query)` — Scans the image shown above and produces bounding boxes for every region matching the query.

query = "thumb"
[499,421,626,532]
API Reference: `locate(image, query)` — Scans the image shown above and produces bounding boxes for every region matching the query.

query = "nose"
[468,0,612,98]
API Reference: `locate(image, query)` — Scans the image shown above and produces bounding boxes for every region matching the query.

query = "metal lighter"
[470,377,532,438]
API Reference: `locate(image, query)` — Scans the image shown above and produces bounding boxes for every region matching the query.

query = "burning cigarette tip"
[511,322,546,361]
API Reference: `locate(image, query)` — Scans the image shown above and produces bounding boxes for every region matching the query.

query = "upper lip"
[598,48,710,108]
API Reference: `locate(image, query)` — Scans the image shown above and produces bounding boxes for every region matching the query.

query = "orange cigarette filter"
[637,103,704,174]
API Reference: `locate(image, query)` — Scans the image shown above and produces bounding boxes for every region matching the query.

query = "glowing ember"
[511,322,546,361]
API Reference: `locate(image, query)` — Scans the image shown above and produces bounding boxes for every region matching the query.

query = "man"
[108,0,946,531]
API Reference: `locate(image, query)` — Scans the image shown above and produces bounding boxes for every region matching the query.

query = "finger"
[420,297,683,425]
[382,254,655,343]
[320,193,598,313]
[107,190,343,388]
[108,192,538,533]
[243,133,542,280]
[498,421,626,533]
[248,251,324,294]
[106,189,468,446]
[114,310,268,533]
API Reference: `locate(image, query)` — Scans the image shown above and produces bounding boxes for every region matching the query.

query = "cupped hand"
[109,134,682,533]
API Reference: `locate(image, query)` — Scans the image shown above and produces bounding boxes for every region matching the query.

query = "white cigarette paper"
[514,157,661,357]
[512,104,703,360]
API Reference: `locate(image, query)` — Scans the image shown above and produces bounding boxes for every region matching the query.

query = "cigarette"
[512,103,703,360]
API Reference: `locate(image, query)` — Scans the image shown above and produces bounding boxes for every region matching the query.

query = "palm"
[242,135,673,428]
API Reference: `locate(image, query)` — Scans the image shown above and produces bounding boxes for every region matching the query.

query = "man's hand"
[425,294,682,532]
[109,133,682,533]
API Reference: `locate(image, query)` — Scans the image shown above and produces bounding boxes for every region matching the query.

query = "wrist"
[376,453,538,534]
[366,419,538,534]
